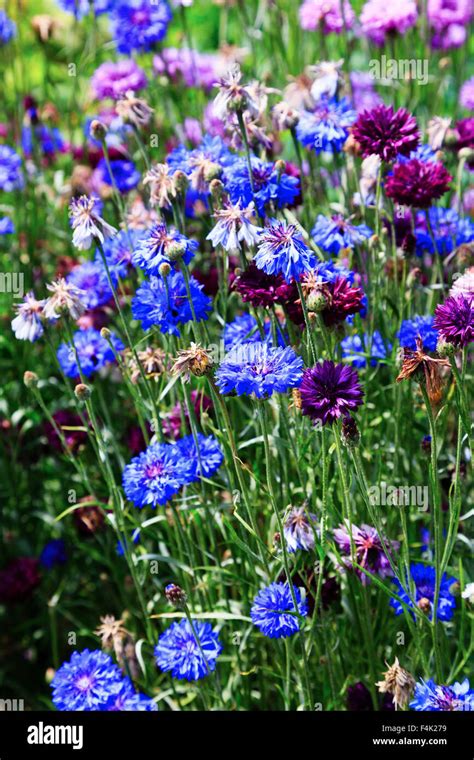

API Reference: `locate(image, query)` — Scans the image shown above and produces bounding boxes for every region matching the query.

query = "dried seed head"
[376,658,415,710]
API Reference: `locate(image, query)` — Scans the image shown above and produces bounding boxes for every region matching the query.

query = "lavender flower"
[0,146,24,191]
[434,294,474,348]
[213,63,259,119]
[360,0,418,45]
[11,292,45,342]
[90,60,147,101]
[43,278,86,321]
[299,0,355,34]
[334,522,398,584]
[284,506,319,552]
[410,678,474,711]
[311,214,373,254]
[460,77,474,111]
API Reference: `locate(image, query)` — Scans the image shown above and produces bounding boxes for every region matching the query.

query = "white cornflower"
[69,195,117,250]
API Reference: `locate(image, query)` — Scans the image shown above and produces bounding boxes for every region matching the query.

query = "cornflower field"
[1,0,473,724]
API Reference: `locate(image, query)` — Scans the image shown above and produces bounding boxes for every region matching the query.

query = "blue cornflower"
[22,124,65,160]
[132,222,198,276]
[254,220,316,282]
[167,135,235,197]
[155,619,222,681]
[175,433,224,481]
[111,0,172,54]
[251,582,308,638]
[55,0,113,18]
[414,208,474,256]
[296,97,356,154]
[311,214,373,254]
[131,271,212,336]
[341,331,391,368]
[0,146,24,192]
[116,528,141,557]
[397,144,437,164]
[398,315,438,351]
[57,328,124,378]
[40,539,67,569]
[67,261,113,310]
[51,649,124,711]
[0,216,14,235]
[223,156,299,216]
[390,564,457,622]
[207,200,261,252]
[223,314,287,351]
[0,10,16,44]
[95,229,141,280]
[103,678,157,711]
[122,441,194,508]
[216,342,304,398]
[96,158,140,194]
[410,679,474,712]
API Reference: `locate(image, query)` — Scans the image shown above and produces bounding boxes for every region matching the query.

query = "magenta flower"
[385,159,452,208]
[299,0,355,34]
[334,522,398,585]
[434,294,474,348]
[300,360,364,426]
[460,77,474,111]
[352,104,419,162]
[90,59,147,100]
[360,0,418,45]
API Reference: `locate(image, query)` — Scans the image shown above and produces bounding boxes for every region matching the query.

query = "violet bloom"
[428,0,473,50]
[153,48,223,90]
[11,292,45,342]
[434,294,473,348]
[299,0,355,34]
[284,506,319,553]
[360,0,418,45]
[352,104,419,163]
[334,522,398,584]
[69,195,117,250]
[460,77,474,111]
[300,360,364,426]
[385,159,452,209]
[90,60,147,101]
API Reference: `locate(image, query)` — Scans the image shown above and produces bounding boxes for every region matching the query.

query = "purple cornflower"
[385,159,452,209]
[360,0,418,45]
[352,105,419,163]
[110,0,172,55]
[11,292,45,342]
[299,0,355,33]
[0,145,24,191]
[155,619,222,681]
[254,220,316,283]
[51,649,124,711]
[284,507,319,553]
[223,156,300,216]
[122,441,194,508]
[311,214,372,254]
[153,48,223,90]
[460,77,474,111]
[300,361,364,426]
[0,10,16,45]
[334,522,398,584]
[428,0,473,50]
[398,315,438,351]
[67,261,113,310]
[232,263,291,309]
[296,97,356,154]
[95,158,140,194]
[57,328,124,378]
[131,271,211,336]
[251,583,308,638]
[90,60,147,100]
[411,679,474,711]
[69,196,117,250]
[132,223,197,276]
[434,294,474,348]
[216,342,304,398]
[207,201,261,252]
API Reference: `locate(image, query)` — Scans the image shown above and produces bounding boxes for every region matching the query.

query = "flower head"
[122,441,194,508]
[207,200,261,252]
[43,277,87,321]
[224,156,299,216]
[254,220,316,282]
[0,145,24,191]
[116,91,154,128]
[66,261,113,310]
[90,59,147,100]
[69,195,117,250]
[155,619,222,680]
[103,678,157,711]
[398,315,438,351]
[410,678,474,711]
[390,563,457,621]
[232,262,291,308]
[300,361,364,425]
[334,522,398,584]
[386,160,452,208]
[11,292,45,342]
[360,0,418,45]
[0,557,40,603]
[95,158,141,194]
[175,433,223,481]
[132,222,197,276]
[131,272,212,335]
[299,0,355,33]
[396,337,450,405]
[451,268,474,300]
[460,76,474,111]
[40,539,67,569]
[51,649,124,711]
[284,506,319,553]
[57,328,123,378]
[216,342,304,398]
[352,105,419,162]
[434,294,474,348]
[213,63,259,119]
[311,214,373,254]
[171,343,213,380]
[414,207,474,256]
[251,582,308,638]
[110,0,172,54]
[341,331,390,368]
[296,97,356,154]
[376,658,415,710]
[0,10,16,45]
[143,163,176,208]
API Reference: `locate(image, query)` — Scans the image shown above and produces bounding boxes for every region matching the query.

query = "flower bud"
[167,241,187,262]
[458,147,474,163]
[306,289,327,312]
[158,262,171,278]
[165,583,187,609]
[209,178,224,204]
[74,383,91,401]
[90,120,108,141]
[436,338,456,357]
[173,170,189,194]
[417,597,431,615]
[24,371,39,389]
[100,327,111,341]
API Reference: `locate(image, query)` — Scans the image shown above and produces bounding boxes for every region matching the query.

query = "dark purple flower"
[334,522,399,584]
[232,262,290,308]
[321,277,365,327]
[385,159,452,208]
[163,390,213,440]
[347,682,373,711]
[434,294,474,347]
[300,360,364,426]
[454,117,474,156]
[352,104,419,162]
[0,557,41,603]
[44,410,88,453]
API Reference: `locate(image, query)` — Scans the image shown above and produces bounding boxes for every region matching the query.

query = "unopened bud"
[74,383,91,401]
[164,583,187,608]
[24,371,39,389]
[100,327,111,341]
[203,162,222,183]
[90,120,107,141]
[173,170,188,194]
[417,597,431,615]
[167,241,187,262]
[458,147,474,162]
[436,338,456,358]
[209,178,224,203]
[307,289,327,312]
[158,262,171,278]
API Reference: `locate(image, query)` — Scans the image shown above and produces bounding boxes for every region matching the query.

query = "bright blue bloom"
[132,223,198,276]
[167,136,235,194]
[67,261,113,310]
[155,619,222,681]
[410,679,474,712]
[103,678,157,711]
[251,582,308,638]
[223,314,287,351]
[96,158,140,194]
[116,528,141,557]
[56,0,113,18]
[223,156,299,216]
[95,229,142,280]
[311,214,373,254]
[414,208,474,256]
[0,216,14,234]
[397,144,437,164]
[296,97,356,154]
[175,433,224,481]
[216,342,304,398]
[22,124,65,160]
[311,259,355,284]
[390,563,457,622]
[131,272,212,336]
[254,220,316,282]
[51,649,124,711]
[341,331,391,368]
[57,328,124,378]
[122,441,194,508]
[40,539,67,569]
[0,146,24,192]
[398,315,438,351]
[0,10,16,44]
[111,0,172,54]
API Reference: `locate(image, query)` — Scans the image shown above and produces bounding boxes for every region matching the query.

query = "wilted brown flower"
[124,346,168,383]
[396,337,450,405]
[116,91,154,128]
[376,658,415,710]
[171,343,213,381]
